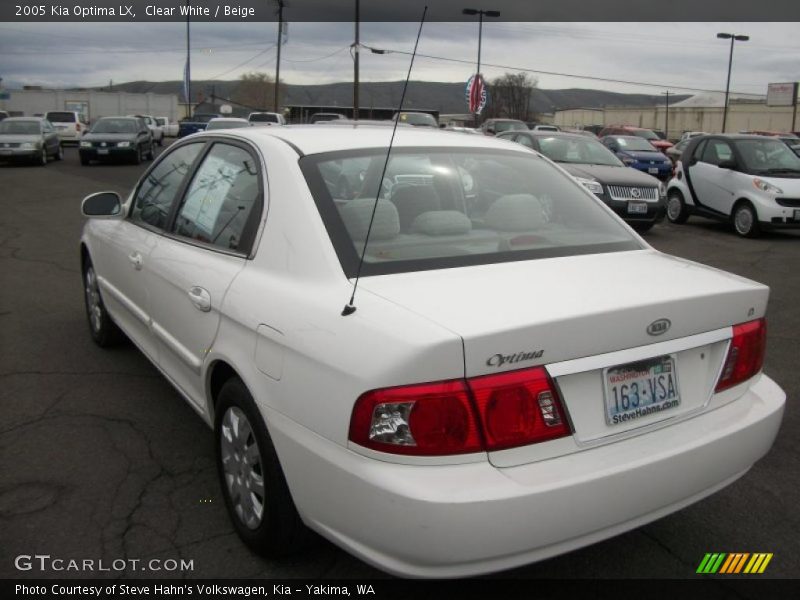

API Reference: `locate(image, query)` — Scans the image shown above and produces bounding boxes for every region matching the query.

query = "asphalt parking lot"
[1,142,798,581]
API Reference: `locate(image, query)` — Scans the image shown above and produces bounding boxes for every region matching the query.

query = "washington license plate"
[648,167,659,174]
[603,355,680,426]
[628,201,648,214]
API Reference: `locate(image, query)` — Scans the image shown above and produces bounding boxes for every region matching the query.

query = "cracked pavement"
[0,144,798,580]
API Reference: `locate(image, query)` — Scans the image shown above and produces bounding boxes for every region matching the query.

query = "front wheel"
[132,145,142,165]
[55,145,64,161]
[732,201,761,238]
[215,378,311,557]
[83,259,124,347]
[38,148,47,166]
[666,191,690,224]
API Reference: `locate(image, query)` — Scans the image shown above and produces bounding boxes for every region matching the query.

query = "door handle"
[128,251,143,270]
[187,286,212,312]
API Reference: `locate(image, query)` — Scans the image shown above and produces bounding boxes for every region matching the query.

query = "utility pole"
[662,90,670,140]
[792,82,799,133]
[274,0,285,113]
[353,0,360,121]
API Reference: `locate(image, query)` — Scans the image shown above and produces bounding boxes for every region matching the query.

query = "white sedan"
[79,125,785,578]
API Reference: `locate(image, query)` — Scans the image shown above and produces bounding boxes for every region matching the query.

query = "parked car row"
[0,116,63,165]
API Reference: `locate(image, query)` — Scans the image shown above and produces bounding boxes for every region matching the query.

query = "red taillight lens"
[76,122,81,132]
[348,380,483,456]
[468,367,571,451]
[349,367,572,456]
[715,318,767,392]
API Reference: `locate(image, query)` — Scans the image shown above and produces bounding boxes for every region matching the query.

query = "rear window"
[46,112,77,123]
[249,113,279,123]
[300,147,641,277]
[631,129,660,141]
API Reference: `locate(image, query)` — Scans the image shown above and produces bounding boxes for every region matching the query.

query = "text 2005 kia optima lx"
[79,125,785,578]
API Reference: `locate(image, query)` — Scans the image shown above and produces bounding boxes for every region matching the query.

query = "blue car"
[601,135,673,181]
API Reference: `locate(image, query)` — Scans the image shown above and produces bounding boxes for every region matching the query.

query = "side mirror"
[82,191,122,218]
[718,159,737,170]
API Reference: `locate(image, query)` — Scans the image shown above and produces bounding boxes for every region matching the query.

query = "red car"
[599,125,673,152]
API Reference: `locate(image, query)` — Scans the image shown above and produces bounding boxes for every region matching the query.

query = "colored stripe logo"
[697,553,773,574]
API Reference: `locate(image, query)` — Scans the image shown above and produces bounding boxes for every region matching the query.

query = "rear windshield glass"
[46,112,77,123]
[398,113,438,127]
[493,121,528,133]
[249,113,279,123]
[735,139,800,173]
[91,118,138,134]
[0,121,40,134]
[632,129,660,141]
[300,147,641,277]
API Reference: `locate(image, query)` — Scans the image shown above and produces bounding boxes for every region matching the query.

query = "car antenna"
[341,5,428,317]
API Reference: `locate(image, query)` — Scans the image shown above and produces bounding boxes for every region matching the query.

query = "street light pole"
[463,8,500,126]
[662,90,670,140]
[274,0,285,113]
[717,32,749,133]
[354,0,360,121]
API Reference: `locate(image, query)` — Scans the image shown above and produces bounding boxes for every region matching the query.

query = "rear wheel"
[732,201,761,238]
[83,258,124,347]
[666,191,690,224]
[215,378,311,557]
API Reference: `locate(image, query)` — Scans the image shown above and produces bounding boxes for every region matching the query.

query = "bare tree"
[485,72,538,121]
[232,72,280,110]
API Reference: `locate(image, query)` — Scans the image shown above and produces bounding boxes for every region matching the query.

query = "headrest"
[485,194,547,231]
[339,197,400,241]
[411,210,472,236]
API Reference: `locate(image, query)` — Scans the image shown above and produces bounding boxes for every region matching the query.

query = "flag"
[465,73,488,114]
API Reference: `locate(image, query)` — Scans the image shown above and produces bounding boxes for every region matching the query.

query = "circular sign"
[220,104,233,115]
[465,74,488,115]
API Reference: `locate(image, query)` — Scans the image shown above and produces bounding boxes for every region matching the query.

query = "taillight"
[468,367,571,451]
[348,367,572,456]
[348,380,483,456]
[76,122,81,132]
[715,319,766,392]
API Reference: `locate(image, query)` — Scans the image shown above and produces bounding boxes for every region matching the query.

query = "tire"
[83,258,125,347]
[146,144,155,161]
[215,378,311,557]
[157,135,163,147]
[38,148,47,166]
[55,144,64,161]
[732,201,761,238]
[666,191,690,224]
[631,221,654,233]
[132,145,142,165]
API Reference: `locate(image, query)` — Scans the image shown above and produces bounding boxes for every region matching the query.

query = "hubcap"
[667,196,681,220]
[84,267,103,332]
[735,206,753,234]
[220,406,265,530]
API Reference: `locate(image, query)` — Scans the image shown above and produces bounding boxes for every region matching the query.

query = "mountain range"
[94,80,689,115]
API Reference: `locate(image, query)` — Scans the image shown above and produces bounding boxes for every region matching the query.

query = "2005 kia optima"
[79,125,785,578]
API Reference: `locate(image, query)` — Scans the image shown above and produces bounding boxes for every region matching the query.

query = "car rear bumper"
[265,374,784,578]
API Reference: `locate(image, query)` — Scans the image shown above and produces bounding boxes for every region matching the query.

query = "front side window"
[301,148,641,277]
[130,143,204,230]
[172,144,261,252]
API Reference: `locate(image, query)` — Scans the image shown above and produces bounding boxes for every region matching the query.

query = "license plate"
[97,148,109,155]
[603,355,680,426]
[0,149,12,155]
[628,201,648,214]
[56,125,67,129]
[648,167,659,174]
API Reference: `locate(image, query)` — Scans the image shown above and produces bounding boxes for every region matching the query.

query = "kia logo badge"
[647,319,671,336]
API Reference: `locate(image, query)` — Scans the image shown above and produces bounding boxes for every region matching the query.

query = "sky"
[1,21,798,98]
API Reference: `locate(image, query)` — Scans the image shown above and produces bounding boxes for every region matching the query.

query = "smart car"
[79,125,785,577]
[666,134,800,237]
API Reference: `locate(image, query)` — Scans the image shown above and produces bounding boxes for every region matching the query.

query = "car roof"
[206,124,531,156]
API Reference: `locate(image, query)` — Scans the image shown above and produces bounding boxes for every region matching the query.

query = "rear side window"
[171,143,261,253]
[130,143,205,230]
[701,140,734,165]
[46,112,76,123]
[250,113,278,123]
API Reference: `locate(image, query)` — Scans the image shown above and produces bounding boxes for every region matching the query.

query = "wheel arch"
[206,358,247,425]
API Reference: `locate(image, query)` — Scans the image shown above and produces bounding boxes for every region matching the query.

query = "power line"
[205,45,277,80]
[363,45,766,97]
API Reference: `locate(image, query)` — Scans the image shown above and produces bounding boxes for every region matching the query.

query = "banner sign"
[466,73,488,114]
